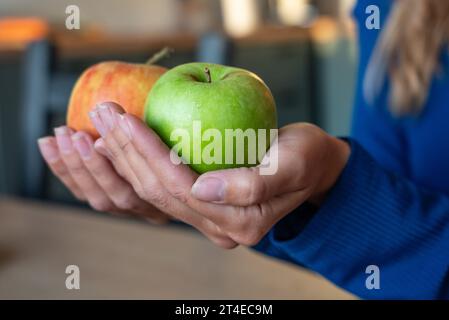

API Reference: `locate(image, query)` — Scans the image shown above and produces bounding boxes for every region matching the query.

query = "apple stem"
[204,67,212,83]
[146,47,174,65]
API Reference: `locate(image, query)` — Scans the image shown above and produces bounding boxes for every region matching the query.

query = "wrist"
[309,136,351,205]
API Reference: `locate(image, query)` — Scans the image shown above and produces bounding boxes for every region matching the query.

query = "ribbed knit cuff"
[267,139,389,297]
[257,139,449,298]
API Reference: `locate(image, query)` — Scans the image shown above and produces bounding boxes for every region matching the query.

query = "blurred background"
[0,0,359,299]
[0,0,357,206]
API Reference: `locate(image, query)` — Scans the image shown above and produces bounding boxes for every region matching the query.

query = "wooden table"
[0,197,353,299]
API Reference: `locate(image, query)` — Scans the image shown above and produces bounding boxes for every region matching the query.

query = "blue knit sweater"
[254,0,449,299]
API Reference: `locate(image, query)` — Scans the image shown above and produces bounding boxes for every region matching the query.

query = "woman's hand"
[91,102,350,247]
[37,127,169,224]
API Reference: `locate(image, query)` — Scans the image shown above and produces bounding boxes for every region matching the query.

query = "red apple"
[67,51,169,138]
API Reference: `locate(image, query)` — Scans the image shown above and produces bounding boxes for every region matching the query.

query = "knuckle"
[112,127,133,152]
[101,177,123,195]
[241,169,267,205]
[211,237,238,249]
[114,200,134,212]
[87,160,107,179]
[142,187,170,210]
[230,206,251,230]
[72,191,86,202]
[170,186,189,204]
[251,178,267,204]
[200,221,238,249]
[89,198,114,212]
[118,138,133,154]
[229,211,265,246]
[68,162,86,176]
[108,147,121,161]
[293,159,309,185]
[134,185,147,200]
[233,229,264,246]
[109,160,127,179]
[103,138,120,160]
[52,163,69,178]
[202,219,226,238]
[113,190,137,211]
[145,214,170,225]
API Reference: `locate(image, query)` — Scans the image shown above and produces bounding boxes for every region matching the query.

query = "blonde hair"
[364,0,449,115]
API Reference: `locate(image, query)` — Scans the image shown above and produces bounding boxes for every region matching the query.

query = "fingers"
[91,102,187,214]
[114,113,311,246]
[93,138,111,159]
[38,136,86,201]
[89,104,143,191]
[84,102,324,249]
[114,114,237,226]
[54,126,116,212]
[71,131,168,223]
[105,114,234,242]
[122,112,199,200]
[93,104,247,228]
[90,102,238,248]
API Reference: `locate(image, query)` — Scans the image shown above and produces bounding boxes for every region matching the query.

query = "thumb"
[191,146,302,206]
[189,124,328,206]
[190,167,272,206]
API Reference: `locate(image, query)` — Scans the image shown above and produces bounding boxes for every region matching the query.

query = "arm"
[264,139,449,299]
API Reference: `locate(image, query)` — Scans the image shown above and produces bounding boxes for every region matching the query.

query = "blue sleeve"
[252,0,449,299]
[351,89,410,177]
[255,139,449,299]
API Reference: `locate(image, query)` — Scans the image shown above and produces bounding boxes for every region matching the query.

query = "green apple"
[144,62,277,173]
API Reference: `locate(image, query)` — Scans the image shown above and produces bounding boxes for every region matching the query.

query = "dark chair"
[197,32,233,64]
[22,40,78,198]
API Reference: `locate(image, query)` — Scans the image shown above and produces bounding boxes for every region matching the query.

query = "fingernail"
[37,137,59,163]
[89,109,107,137]
[98,104,115,131]
[72,132,92,160]
[117,114,132,139]
[191,177,225,202]
[54,126,73,154]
